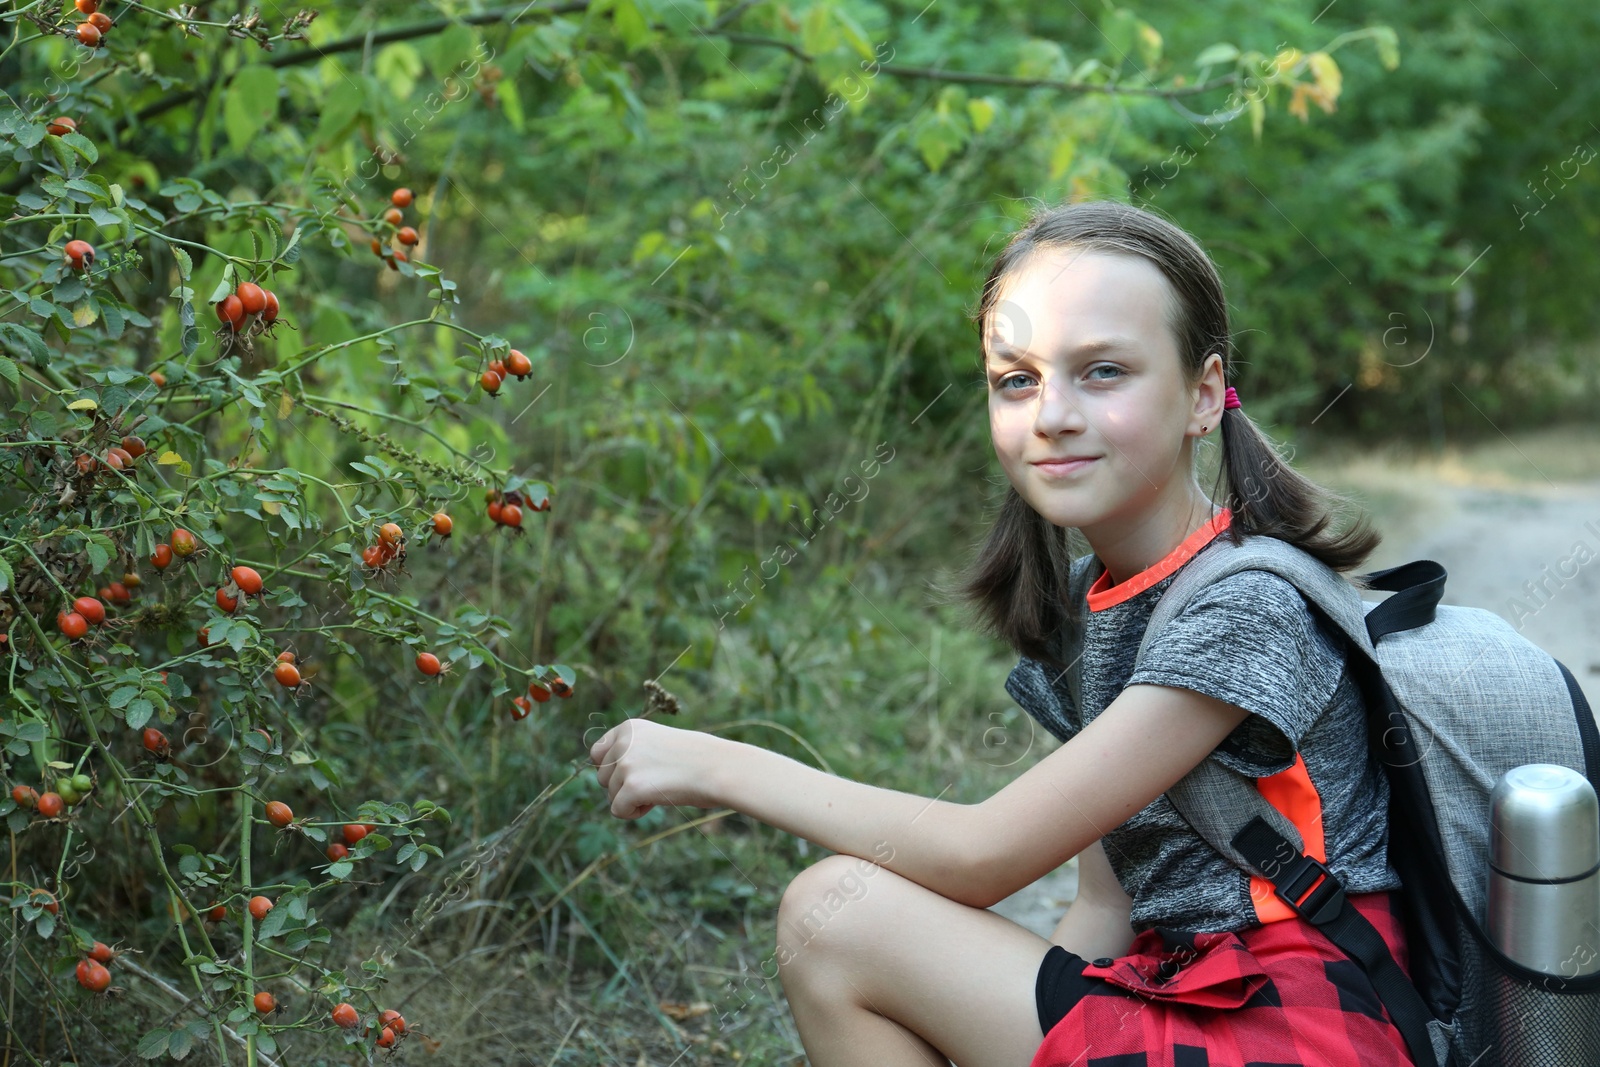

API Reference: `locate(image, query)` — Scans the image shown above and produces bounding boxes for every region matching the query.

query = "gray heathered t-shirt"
[1003,527,1402,935]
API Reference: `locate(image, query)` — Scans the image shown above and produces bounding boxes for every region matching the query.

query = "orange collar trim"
[1086,509,1233,612]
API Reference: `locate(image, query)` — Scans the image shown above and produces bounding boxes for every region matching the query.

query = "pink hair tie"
[1223,386,1241,410]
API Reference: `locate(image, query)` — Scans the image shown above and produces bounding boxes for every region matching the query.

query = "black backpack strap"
[1356,560,1447,643]
[1233,816,1438,1067]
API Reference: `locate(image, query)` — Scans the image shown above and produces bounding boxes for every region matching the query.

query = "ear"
[1189,351,1227,438]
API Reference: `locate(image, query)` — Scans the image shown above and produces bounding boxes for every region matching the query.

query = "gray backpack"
[1044,533,1600,1067]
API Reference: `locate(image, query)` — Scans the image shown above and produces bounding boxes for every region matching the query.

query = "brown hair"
[943,200,1381,671]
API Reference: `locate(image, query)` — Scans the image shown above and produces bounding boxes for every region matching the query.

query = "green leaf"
[224,65,280,154]
[1194,42,1240,68]
[167,1027,194,1060]
[913,113,966,173]
[109,685,139,709]
[125,699,154,731]
[256,901,290,939]
[0,556,11,595]
[496,79,525,132]
[374,42,425,99]
[967,98,998,135]
[137,1029,172,1059]
[612,0,655,53]
[1371,25,1400,70]
[62,131,98,164]
[86,533,115,573]
[1098,7,1140,67]
[0,323,49,365]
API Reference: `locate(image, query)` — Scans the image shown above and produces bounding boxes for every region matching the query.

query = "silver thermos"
[1484,763,1600,1066]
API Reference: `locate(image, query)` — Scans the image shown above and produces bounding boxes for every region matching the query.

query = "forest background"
[2,0,1598,1063]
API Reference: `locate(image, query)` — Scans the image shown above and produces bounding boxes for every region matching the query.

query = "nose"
[1033,373,1090,437]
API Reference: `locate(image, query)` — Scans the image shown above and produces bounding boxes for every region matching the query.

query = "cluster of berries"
[214,279,282,335]
[71,432,145,479]
[360,521,408,572]
[75,938,118,993]
[69,0,114,47]
[479,349,534,396]
[11,772,94,821]
[485,486,548,531]
[369,188,419,270]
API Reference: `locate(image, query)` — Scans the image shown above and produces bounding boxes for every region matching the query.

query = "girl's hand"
[588,718,723,819]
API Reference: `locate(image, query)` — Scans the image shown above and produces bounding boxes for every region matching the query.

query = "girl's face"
[985,247,1211,536]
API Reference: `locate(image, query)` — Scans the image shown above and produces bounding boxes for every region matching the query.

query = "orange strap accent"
[1248,752,1327,923]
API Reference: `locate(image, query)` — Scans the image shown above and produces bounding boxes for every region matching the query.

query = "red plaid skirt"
[1032,891,1418,1067]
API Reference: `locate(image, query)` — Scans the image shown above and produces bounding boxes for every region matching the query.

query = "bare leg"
[774,853,1061,1067]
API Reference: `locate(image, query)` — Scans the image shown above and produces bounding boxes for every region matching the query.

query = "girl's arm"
[706,739,992,906]
[1049,838,1137,961]
[704,682,1247,910]
[592,681,1248,910]
[960,682,1250,908]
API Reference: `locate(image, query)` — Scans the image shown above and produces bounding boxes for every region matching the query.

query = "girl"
[588,200,1416,1067]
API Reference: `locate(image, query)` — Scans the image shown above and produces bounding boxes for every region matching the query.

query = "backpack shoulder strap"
[1134,533,1379,871]
[1137,533,1442,1067]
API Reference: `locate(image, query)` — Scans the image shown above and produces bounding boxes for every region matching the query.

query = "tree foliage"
[1,0,1594,1061]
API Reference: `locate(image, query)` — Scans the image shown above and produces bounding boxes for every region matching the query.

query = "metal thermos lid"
[1490,764,1600,882]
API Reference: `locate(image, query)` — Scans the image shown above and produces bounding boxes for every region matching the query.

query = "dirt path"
[989,461,1600,939]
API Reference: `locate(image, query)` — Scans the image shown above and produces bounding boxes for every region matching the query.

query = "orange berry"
[235,282,266,315]
[76,958,111,992]
[230,565,263,595]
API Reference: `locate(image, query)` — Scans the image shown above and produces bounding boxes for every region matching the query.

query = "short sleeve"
[1005,656,1079,746]
[1124,570,1348,778]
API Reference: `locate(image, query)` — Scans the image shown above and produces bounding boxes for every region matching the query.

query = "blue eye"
[993,365,1122,391]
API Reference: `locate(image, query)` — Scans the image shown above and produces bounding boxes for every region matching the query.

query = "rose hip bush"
[0,9,582,1063]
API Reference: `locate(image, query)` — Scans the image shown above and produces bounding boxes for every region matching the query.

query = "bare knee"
[776,853,890,975]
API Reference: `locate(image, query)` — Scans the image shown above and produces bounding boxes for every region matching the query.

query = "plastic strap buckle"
[1274,853,1345,925]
